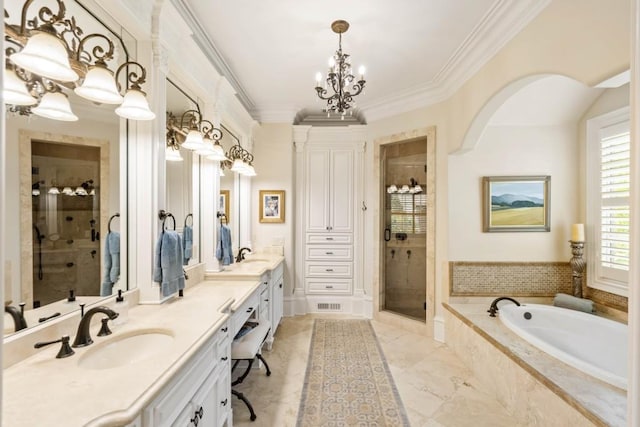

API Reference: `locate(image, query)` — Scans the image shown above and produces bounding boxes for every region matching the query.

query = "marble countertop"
[205,254,284,279]
[445,302,627,427]
[3,279,261,427]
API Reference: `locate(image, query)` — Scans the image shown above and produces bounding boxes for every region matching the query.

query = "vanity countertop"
[205,254,284,279]
[2,279,262,427]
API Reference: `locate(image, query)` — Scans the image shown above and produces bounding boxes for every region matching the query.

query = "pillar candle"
[571,223,585,242]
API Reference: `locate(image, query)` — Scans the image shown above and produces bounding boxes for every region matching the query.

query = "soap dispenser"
[113,290,128,325]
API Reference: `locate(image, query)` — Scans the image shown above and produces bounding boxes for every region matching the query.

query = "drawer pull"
[265,298,269,301]
[326,285,334,289]
[325,269,334,272]
[325,252,334,255]
[221,398,228,406]
[246,307,253,313]
[221,356,228,361]
[221,327,228,332]
[279,283,283,288]
[326,237,334,240]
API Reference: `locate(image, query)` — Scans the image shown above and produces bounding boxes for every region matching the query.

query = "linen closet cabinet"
[294,126,366,313]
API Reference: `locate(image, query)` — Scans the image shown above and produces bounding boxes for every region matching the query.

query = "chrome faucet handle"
[34,335,75,359]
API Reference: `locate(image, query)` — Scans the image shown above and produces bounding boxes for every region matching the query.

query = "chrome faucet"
[487,297,520,317]
[236,247,252,263]
[72,306,119,347]
[5,304,28,332]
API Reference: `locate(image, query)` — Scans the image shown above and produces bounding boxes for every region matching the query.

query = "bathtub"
[499,303,627,390]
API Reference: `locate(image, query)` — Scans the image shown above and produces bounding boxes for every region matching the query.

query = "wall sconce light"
[31,180,44,196]
[224,144,257,176]
[4,0,155,121]
[166,110,226,159]
[165,115,184,162]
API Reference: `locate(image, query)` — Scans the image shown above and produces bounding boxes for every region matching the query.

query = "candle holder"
[569,240,585,298]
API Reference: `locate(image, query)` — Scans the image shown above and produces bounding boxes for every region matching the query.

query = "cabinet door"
[330,149,354,233]
[188,369,218,427]
[272,277,283,335]
[216,366,231,427]
[306,149,330,232]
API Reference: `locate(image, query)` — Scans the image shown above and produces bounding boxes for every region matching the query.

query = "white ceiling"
[175,0,551,123]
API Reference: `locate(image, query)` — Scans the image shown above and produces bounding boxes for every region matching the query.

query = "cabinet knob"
[221,398,228,406]
[279,283,283,288]
[221,326,228,332]
[246,307,253,313]
[221,356,228,361]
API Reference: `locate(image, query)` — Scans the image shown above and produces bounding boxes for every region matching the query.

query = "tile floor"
[231,315,518,427]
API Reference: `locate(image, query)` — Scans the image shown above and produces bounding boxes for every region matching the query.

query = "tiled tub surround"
[2,279,262,426]
[449,261,628,312]
[444,303,626,426]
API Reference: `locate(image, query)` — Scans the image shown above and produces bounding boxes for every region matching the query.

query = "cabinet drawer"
[306,246,352,260]
[306,262,352,277]
[305,278,352,294]
[231,291,259,337]
[306,233,352,244]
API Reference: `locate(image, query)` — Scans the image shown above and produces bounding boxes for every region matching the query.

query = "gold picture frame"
[259,190,285,223]
[482,175,550,232]
[219,190,230,221]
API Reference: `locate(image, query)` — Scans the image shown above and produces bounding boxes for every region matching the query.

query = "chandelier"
[4,0,155,121]
[314,20,366,118]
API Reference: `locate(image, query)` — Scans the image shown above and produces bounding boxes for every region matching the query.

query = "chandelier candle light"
[315,20,366,118]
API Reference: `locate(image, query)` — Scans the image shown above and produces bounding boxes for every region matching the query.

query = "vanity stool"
[231,320,272,421]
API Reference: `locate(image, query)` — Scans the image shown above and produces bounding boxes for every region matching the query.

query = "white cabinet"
[143,321,231,427]
[270,262,284,336]
[306,148,354,233]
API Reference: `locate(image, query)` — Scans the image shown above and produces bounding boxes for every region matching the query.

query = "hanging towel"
[215,224,234,266]
[553,293,595,313]
[101,231,120,296]
[153,230,186,297]
[183,225,193,266]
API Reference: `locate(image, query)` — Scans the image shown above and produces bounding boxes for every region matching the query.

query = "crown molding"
[256,109,298,124]
[361,0,551,122]
[169,0,256,116]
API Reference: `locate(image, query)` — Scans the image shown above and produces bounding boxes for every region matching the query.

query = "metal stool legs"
[231,354,270,421]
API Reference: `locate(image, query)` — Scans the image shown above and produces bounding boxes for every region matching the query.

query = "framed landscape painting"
[482,176,550,232]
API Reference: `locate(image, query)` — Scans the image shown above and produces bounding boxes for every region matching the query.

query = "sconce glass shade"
[219,168,225,177]
[75,186,88,196]
[10,31,79,82]
[89,188,96,196]
[206,143,229,161]
[74,64,123,104]
[4,68,38,105]
[231,158,248,173]
[48,186,60,195]
[244,164,257,176]
[166,146,183,162]
[32,92,79,121]
[61,186,74,195]
[195,138,216,156]
[181,130,205,150]
[32,188,40,196]
[115,88,156,120]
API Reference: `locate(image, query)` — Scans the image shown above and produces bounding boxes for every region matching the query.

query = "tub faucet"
[5,304,28,332]
[488,297,521,317]
[236,247,252,263]
[72,306,119,347]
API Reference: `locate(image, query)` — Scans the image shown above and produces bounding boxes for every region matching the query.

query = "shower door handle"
[384,228,391,242]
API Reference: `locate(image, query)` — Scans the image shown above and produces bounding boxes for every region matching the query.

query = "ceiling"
[174,0,550,123]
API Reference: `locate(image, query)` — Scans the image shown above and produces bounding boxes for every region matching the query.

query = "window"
[388,193,427,234]
[586,107,630,296]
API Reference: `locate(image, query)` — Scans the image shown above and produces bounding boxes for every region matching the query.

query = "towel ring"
[108,213,120,233]
[217,211,228,225]
[159,210,176,232]
[184,213,193,228]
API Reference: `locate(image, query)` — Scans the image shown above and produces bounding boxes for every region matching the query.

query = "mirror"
[165,79,200,265]
[219,125,242,248]
[3,1,132,335]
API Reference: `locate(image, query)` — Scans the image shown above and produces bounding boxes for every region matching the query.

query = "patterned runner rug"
[296,319,410,426]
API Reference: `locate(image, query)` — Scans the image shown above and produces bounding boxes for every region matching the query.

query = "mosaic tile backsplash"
[449,261,628,311]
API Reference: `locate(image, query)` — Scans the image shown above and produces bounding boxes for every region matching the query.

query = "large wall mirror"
[165,79,201,265]
[3,0,135,336]
[219,125,241,249]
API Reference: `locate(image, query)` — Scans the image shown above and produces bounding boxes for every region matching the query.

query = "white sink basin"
[77,329,174,370]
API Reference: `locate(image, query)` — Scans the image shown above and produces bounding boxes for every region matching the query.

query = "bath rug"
[296,319,410,426]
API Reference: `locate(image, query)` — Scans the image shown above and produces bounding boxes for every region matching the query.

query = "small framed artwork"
[482,175,550,232]
[259,190,285,223]
[219,190,230,221]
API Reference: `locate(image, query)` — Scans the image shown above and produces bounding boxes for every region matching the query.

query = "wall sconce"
[4,0,155,121]
[166,110,226,159]
[224,144,256,176]
[31,180,44,196]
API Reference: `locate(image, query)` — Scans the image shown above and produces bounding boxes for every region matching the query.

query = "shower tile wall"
[383,139,427,320]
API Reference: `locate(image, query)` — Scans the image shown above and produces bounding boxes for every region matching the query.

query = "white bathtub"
[499,303,627,390]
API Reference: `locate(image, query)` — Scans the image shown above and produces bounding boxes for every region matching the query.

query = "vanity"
[2,255,284,427]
